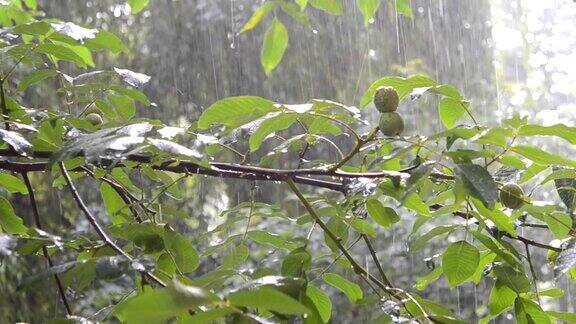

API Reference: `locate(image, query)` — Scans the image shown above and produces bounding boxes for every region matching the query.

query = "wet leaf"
[0,129,33,156]
[249,113,297,151]
[514,297,552,324]
[114,67,151,88]
[240,2,277,33]
[489,280,516,316]
[455,163,498,209]
[0,172,28,194]
[197,96,277,130]
[0,197,28,235]
[554,240,576,279]
[115,280,213,323]
[228,286,309,315]
[442,241,479,287]
[357,0,381,25]
[310,0,343,15]
[438,97,467,129]
[306,286,332,323]
[128,0,150,14]
[17,69,58,92]
[51,22,97,41]
[322,273,362,303]
[365,199,399,228]
[261,18,289,75]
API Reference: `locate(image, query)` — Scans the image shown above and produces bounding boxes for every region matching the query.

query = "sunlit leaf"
[438,98,467,129]
[442,241,479,287]
[261,18,289,75]
[306,286,332,323]
[357,0,380,25]
[228,286,309,315]
[310,0,343,15]
[128,0,150,14]
[249,113,297,151]
[322,273,362,303]
[198,96,277,130]
[0,172,28,194]
[240,2,277,33]
[514,297,552,324]
[115,280,213,323]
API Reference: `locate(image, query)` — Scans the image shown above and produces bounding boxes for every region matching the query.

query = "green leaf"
[323,217,348,253]
[489,280,516,316]
[228,286,309,315]
[164,228,199,273]
[248,230,292,250]
[115,280,212,323]
[409,225,457,252]
[197,96,277,130]
[17,69,58,92]
[360,75,437,108]
[0,197,28,235]
[12,21,52,35]
[35,43,87,68]
[296,0,309,10]
[306,286,332,323]
[518,124,576,145]
[547,311,576,323]
[250,113,297,151]
[222,243,249,269]
[415,267,443,291]
[322,273,362,304]
[261,18,289,75]
[472,199,517,237]
[511,145,576,168]
[493,266,531,293]
[365,199,399,228]
[0,129,33,156]
[240,2,276,33]
[442,241,480,287]
[456,164,498,209]
[100,182,129,225]
[393,0,413,17]
[357,0,381,25]
[350,218,376,237]
[128,0,150,14]
[85,30,128,53]
[438,98,467,129]
[281,247,311,277]
[514,297,552,324]
[0,172,28,194]
[310,0,343,15]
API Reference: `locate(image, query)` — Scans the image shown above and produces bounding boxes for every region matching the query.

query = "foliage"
[0,0,575,323]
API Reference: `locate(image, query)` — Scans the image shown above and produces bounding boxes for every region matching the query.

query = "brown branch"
[58,162,166,287]
[21,172,73,315]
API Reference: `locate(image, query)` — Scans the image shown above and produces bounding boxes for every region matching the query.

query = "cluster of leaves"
[240,0,413,75]
[1,1,576,323]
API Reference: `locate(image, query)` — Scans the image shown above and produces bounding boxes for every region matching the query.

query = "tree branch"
[58,162,166,287]
[21,172,73,315]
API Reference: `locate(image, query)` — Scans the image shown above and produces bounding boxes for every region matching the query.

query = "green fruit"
[86,113,103,126]
[379,112,404,136]
[373,86,399,112]
[84,105,101,115]
[500,182,525,209]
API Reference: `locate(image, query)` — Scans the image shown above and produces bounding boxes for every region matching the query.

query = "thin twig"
[58,162,166,287]
[362,235,393,287]
[21,172,73,315]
